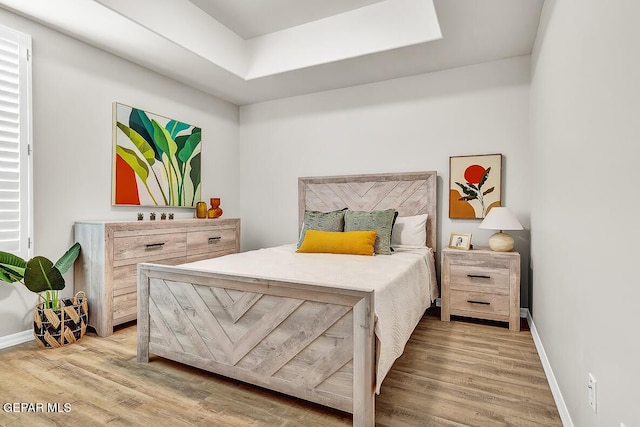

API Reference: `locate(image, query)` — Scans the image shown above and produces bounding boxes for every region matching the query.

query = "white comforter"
[181,244,438,393]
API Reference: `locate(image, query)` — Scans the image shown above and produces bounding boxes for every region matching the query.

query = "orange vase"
[195,201,207,218]
[207,198,223,218]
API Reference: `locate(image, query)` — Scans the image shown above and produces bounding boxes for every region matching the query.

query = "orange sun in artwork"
[464,164,486,184]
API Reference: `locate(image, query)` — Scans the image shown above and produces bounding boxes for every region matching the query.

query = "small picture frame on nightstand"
[449,232,472,250]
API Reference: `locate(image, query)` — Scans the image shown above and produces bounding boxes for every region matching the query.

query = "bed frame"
[137,171,437,426]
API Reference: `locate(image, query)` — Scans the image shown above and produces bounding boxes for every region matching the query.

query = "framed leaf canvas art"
[112,103,202,207]
[449,154,501,219]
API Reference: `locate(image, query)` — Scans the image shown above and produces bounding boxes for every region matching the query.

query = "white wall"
[0,9,240,337]
[530,0,639,426]
[240,56,532,301]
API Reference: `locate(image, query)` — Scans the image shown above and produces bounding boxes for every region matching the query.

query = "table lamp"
[479,207,523,252]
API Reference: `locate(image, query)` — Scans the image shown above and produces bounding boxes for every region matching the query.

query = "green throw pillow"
[344,209,398,255]
[297,208,347,248]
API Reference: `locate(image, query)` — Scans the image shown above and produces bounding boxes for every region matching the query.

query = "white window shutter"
[0,25,32,259]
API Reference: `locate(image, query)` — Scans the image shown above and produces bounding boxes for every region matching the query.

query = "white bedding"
[179,244,438,393]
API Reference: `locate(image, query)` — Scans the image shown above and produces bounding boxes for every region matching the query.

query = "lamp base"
[488,231,514,252]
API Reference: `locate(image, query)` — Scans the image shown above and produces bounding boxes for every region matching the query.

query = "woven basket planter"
[33,291,88,348]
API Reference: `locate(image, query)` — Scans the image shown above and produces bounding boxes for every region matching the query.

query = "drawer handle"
[208,237,222,243]
[467,274,491,279]
[145,242,165,248]
[467,300,490,305]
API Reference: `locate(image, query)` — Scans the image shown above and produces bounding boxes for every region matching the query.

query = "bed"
[137,171,438,426]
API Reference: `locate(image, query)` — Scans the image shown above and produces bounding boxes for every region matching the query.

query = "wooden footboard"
[137,263,375,426]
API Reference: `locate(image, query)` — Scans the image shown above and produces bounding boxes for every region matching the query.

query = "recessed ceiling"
[189,0,387,39]
[0,0,544,106]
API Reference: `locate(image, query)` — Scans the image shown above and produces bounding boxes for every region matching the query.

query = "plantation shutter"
[0,25,31,259]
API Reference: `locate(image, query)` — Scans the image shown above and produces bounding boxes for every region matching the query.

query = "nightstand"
[441,247,521,331]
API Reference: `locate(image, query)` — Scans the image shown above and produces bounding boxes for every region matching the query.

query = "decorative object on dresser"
[441,247,520,331]
[207,197,223,218]
[195,201,207,218]
[449,153,502,219]
[149,212,156,221]
[448,232,472,250]
[74,218,240,337]
[112,102,202,207]
[137,212,143,221]
[478,207,523,252]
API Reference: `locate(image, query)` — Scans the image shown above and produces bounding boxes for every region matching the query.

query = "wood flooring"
[0,312,561,426]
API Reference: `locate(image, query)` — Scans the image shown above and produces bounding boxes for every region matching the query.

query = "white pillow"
[391,214,428,247]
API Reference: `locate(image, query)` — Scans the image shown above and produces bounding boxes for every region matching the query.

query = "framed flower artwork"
[449,154,502,219]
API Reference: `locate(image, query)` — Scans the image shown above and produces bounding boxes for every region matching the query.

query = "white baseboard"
[0,329,33,350]
[525,309,574,427]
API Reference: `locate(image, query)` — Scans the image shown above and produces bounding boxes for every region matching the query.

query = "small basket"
[33,291,88,348]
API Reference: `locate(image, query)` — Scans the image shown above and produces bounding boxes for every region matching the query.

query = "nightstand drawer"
[449,290,510,316]
[449,264,510,293]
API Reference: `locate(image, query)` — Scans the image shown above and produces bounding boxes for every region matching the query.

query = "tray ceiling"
[0,0,544,105]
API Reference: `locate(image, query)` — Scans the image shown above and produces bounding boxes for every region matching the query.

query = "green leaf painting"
[113,103,202,207]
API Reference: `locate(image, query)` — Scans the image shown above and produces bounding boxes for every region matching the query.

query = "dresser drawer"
[113,230,187,265]
[449,264,510,293]
[187,226,237,257]
[113,256,187,297]
[449,290,510,317]
[113,292,137,323]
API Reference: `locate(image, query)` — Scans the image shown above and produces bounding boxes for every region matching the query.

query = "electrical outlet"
[588,373,597,412]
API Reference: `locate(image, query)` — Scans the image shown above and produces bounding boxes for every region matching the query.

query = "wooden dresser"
[74,218,240,337]
[441,247,520,331]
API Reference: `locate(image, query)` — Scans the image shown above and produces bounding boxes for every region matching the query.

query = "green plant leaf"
[456,182,477,197]
[54,243,81,274]
[459,195,478,201]
[151,119,176,158]
[0,251,27,283]
[129,109,158,159]
[165,120,189,139]
[24,257,65,293]
[116,145,149,181]
[178,130,201,163]
[189,152,201,195]
[174,134,189,170]
[478,167,491,188]
[116,122,156,166]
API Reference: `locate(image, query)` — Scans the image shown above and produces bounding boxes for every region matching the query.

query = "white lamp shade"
[479,207,523,231]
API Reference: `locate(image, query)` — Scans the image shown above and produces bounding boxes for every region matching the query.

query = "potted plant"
[0,243,87,348]
[137,212,144,220]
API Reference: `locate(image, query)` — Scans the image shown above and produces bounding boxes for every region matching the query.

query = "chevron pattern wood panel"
[138,268,375,417]
[299,171,437,251]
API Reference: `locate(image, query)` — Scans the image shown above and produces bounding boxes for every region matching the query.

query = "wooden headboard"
[298,171,437,252]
